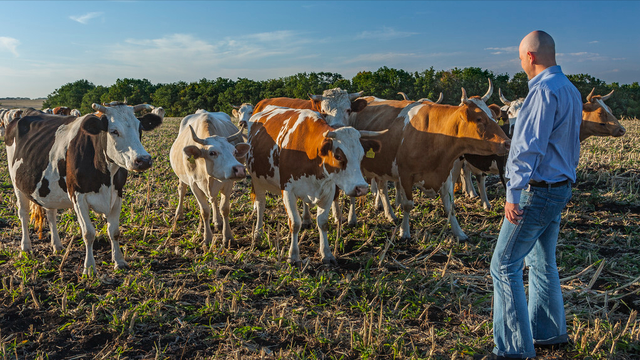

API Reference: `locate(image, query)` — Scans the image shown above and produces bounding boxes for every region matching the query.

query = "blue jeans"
[490,183,572,358]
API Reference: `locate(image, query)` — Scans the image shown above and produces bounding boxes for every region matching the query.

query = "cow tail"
[29,201,46,239]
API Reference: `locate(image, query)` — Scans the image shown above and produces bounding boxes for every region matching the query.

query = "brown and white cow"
[5,102,162,275]
[53,106,72,116]
[247,106,383,265]
[170,111,249,247]
[70,109,81,117]
[0,108,22,137]
[252,88,367,128]
[350,89,510,240]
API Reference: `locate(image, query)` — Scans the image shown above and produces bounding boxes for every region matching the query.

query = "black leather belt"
[529,179,570,188]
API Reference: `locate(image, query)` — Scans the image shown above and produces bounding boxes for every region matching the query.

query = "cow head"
[580,88,625,141]
[0,109,22,137]
[499,88,525,128]
[70,109,81,117]
[183,125,249,180]
[232,103,254,129]
[308,88,367,127]
[458,90,511,156]
[319,127,384,197]
[90,102,162,172]
[54,106,72,116]
[151,106,166,120]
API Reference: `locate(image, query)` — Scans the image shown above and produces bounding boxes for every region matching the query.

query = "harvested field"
[1,117,639,359]
[0,99,44,110]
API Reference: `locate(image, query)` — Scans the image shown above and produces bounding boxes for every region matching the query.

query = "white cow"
[170,111,249,247]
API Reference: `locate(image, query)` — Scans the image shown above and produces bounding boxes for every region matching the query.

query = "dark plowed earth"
[1,118,639,359]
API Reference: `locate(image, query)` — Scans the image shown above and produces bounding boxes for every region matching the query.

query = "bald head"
[519,30,557,79]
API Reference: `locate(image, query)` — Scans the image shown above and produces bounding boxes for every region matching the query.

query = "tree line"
[42,67,640,119]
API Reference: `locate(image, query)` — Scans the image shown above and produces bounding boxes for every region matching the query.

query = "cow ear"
[234,143,250,158]
[320,138,333,156]
[138,113,163,131]
[82,115,108,135]
[232,109,239,118]
[351,99,368,113]
[183,145,203,159]
[360,139,382,153]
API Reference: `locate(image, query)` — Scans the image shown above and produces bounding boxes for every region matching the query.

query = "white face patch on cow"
[324,127,368,196]
[595,99,614,116]
[197,135,245,180]
[468,98,495,121]
[101,105,152,171]
[319,88,352,127]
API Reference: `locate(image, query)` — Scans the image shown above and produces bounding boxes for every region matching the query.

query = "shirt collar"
[528,65,562,89]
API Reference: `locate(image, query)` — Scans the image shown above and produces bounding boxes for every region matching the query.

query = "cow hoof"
[115,261,129,270]
[287,257,302,267]
[456,234,470,242]
[83,267,97,277]
[301,221,313,230]
[483,205,492,211]
[322,257,338,266]
[345,220,357,228]
[223,238,236,249]
[385,214,397,222]
[52,245,65,253]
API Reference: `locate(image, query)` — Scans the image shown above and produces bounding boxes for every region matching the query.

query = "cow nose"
[133,155,152,171]
[354,185,369,197]
[616,127,626,137]
[232,165,246,179]
[504,140,511,151]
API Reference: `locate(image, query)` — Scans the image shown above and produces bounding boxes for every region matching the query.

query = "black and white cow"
[5,102,162,275]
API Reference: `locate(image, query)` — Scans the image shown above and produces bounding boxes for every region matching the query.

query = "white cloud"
[485,46,518,55]
[558,52,607,62]
[70,12,103,25]
[356,27,418,41]
[0,37,20,56]
[589,40,599,44]
[343,52,418,64]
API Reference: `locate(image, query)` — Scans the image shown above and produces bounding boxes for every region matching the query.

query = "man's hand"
[505,201,524,225]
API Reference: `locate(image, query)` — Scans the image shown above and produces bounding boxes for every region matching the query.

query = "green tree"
[80,85,109,114]
[42,79,95,109]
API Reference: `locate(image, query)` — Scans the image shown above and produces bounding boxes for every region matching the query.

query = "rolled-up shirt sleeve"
[505,88,557,204]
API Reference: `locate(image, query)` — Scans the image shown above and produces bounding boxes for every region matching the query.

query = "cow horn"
[133,104,151,112]
[349,91,364,100]
[435,92,444,104]
[499,88,511,105]
[226,128,244,142]
[398,92,409,100]
[231,105,241,109]
[586,87,596,102]
[308,93,323,101]
[481,78,493,102]
[92,103,108,113]
[461,88,469,103]
[189,125,207,145]
[359,129,388,137]
[601,89,614,101]
[323,130,336,139]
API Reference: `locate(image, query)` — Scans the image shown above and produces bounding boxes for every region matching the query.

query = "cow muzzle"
[614,126,626,137]
[349,184,370,197]
[132,155,153,172]
[231,165,246,179]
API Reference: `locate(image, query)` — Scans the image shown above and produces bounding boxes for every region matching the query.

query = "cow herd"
[0,83,626,275]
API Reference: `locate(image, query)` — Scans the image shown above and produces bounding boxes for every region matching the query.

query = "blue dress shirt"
[505,65,583,204]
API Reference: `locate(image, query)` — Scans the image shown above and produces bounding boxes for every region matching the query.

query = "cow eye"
[335,154,342,161]
[209,151,218,157]
[110,129,119,136]
[346,109,352,114]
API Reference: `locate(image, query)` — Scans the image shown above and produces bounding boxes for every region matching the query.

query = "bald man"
[484,31,582,359]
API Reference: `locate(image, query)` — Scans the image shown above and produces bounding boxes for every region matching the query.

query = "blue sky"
[1,1,638,98]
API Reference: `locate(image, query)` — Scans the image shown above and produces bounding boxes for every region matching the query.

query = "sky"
[1,1,638,98]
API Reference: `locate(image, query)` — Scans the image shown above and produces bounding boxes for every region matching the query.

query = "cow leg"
[317,195,337,265]
[106,197,128,270]
[172,181,188,231]
[347,196,357,227]
[14,189,32,252]
[461,161,478,198]
[251,185,267,247]
[72,198,97,275]
[397,178,414,240]
[439,176,469,241]
[394,181,402,208]
[191,185,214,246]
[209,181,224,233]
[217,181,234,248]
[45,209,64,252]
[476,173,492,210]
[331,196,343,225]
[282,190,302,265]
[378,179,397,222]
[301,202,313,229]
[372,179,381,210]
